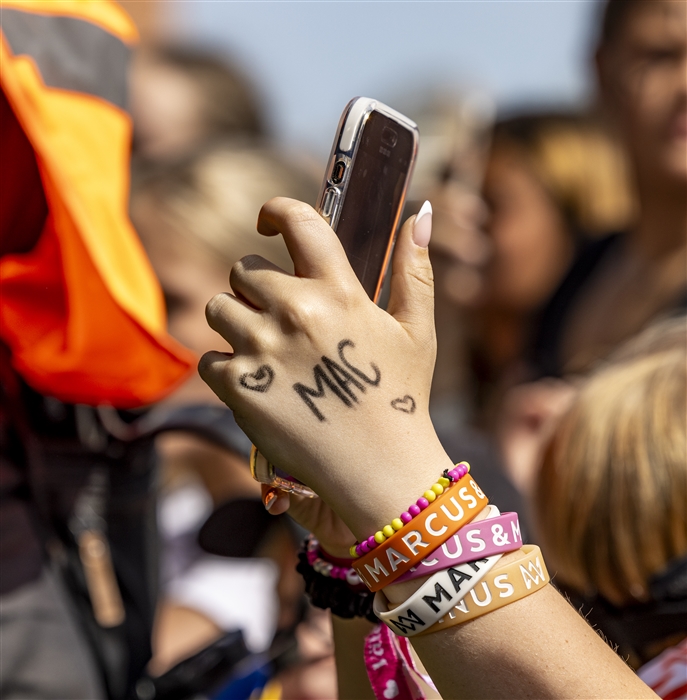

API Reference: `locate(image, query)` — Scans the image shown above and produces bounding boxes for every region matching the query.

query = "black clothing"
[530,233,687,379]
[529,234,622,379]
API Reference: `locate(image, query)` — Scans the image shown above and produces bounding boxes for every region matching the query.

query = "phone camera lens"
[331,160,346,184]
[381,127,398,148]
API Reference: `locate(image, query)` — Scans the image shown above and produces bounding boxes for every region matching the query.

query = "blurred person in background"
[410,103,633,503]
[531,0,686,379]
[130,144,337,697]
[129,44,265,165]
[0,2,194,698]
[533,317,687,698]
[469,111,635,424]
[498,0,686,494]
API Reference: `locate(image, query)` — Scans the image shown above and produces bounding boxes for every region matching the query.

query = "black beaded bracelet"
[296,546,378,623]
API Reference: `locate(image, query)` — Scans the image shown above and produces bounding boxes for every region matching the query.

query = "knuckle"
[330,272,359,303]
[197,352,215,379]
[281,297,323,332]
[282,200,320,227]
[407,264,435,293]
[197,352,232,393]
[237,254,266,272]
[205,293,229,321]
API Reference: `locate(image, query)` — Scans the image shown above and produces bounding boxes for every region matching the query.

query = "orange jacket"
[0,0,195,407]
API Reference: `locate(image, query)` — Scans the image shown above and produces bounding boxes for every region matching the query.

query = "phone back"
[317,97,419,301]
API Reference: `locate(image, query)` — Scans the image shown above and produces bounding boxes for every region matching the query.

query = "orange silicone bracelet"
[353,475,489,591]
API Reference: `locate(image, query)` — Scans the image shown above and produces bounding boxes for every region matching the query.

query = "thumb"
[386,200,435,343]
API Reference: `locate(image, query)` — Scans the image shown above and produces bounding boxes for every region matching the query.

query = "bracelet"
[350,463,471,558]
[373,554,503,637]
[296,546,377,622]
[353,474,489,591]
[394,507,522,584]
[305,536,361,586]
[417,545,550,635]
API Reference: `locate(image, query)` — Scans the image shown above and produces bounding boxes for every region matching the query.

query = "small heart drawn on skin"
[383,680,399,699]
[239,365,275,393]
[391,395,416,414]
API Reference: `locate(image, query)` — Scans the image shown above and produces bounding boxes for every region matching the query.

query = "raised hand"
[200,198,453,539]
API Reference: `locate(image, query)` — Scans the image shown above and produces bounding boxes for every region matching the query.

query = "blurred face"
[598,0,687,184]
[133,196,231,405]
[479,144,574,313]
[129,54,205,162]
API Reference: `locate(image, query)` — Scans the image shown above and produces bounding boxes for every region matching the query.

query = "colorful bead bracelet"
[349,462,471,558]
[306,536,363,587]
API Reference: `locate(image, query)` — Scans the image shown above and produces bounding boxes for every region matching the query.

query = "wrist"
[319,430,455,542]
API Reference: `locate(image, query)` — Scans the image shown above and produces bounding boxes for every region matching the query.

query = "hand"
[199,198,453,539]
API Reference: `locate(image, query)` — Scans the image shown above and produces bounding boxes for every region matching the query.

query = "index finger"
[257,197,353,280]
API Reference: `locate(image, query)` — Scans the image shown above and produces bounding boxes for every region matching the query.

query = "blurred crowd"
[0,0,685,699]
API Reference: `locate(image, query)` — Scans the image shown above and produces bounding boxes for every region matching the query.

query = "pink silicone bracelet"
[394,507,522,584]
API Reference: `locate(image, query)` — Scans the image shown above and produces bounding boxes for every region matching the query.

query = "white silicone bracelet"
[373,554,502,637]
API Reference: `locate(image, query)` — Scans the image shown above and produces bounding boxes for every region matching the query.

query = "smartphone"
[251,97,420,495]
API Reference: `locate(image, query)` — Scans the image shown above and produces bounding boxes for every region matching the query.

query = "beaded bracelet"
[350,463,471,558]
[353,473,489,591]
[305,536,362,587]
[296,542,377,622]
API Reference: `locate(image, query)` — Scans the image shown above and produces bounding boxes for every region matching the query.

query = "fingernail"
[413,201,432,248]
[263,489,278,512]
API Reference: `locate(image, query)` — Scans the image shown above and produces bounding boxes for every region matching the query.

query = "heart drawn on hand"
[239,365,275,393]
[383,679,399,699]
[391,395,416,414]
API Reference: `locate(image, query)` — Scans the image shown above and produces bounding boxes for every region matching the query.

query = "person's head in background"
[129,44,265,163]
[481,113,633,315]
[503,0,686,479]
[533,317,687,668]
[596,0,686,205]
[468,112,634,418]
[131,144,318,405]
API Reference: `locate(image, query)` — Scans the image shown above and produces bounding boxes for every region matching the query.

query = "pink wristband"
[394,507,522,584]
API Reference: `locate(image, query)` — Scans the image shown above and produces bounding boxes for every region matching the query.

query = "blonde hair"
[534,318,687,605]
[132,144,319,272]
[493,113,636,236]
